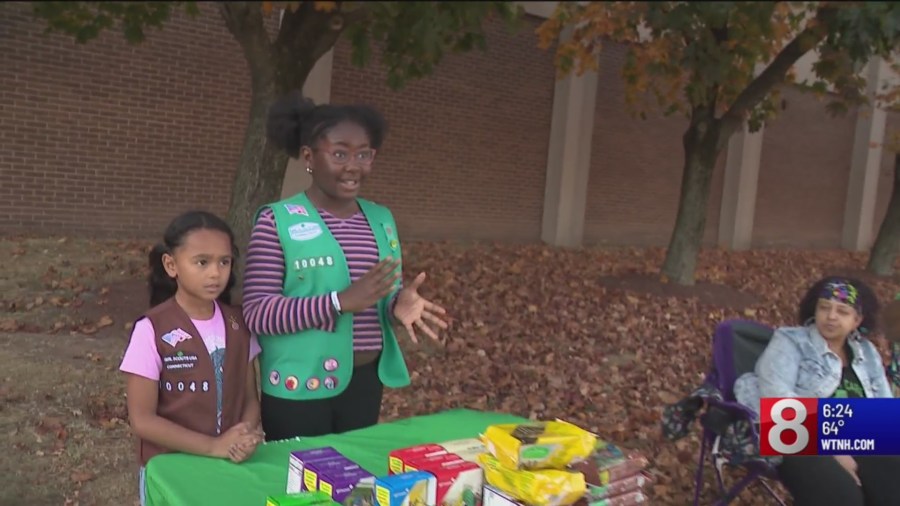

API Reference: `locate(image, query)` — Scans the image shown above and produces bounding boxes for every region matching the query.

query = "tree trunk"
[866,154,900,276]
[226,83,290,302]
[661,113,722,285]
[217,2,334,302]
[226,88,290,253]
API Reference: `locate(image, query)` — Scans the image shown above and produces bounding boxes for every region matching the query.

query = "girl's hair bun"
[266,90,316,158]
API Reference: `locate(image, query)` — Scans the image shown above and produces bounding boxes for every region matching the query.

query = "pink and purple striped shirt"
[242,207,394,352]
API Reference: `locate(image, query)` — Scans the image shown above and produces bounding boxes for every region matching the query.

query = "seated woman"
[883,293,900,396]
[735,276,899,506]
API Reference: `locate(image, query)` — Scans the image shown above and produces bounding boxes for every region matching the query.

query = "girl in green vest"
[242,91,450,441]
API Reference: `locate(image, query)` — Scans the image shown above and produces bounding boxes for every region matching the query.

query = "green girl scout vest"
[256,192,411,401]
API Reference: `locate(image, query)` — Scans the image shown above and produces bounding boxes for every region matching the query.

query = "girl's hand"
[210,422,253,459]
[338,258,401,313]
[228,436,262,463]
[227,423,264,463]
[834,455,861,486]
[392,272,450,344]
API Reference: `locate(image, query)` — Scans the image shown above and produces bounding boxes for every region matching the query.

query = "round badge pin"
[284,376,299,391]
[306,377,321,391]
[324,376,338,390]
[323,358,339,372]
[390,240,398,249]
[269,370,281,386]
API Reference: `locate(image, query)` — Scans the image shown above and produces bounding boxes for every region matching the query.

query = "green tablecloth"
[145,409,527,506]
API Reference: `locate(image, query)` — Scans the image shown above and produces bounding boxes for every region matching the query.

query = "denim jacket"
[734,324,893,417]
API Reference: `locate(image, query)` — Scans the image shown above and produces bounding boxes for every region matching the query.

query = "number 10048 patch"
[162,381,210,393]
[294,256,334,270]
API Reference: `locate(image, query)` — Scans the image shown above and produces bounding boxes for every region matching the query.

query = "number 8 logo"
[768,398,810,455]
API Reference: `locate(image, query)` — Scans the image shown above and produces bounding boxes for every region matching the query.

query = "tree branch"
[271,1,372,92]
[719,10,830,136]
[218,2,275,91]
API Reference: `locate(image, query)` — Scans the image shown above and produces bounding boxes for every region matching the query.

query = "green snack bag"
[266,491,336,506]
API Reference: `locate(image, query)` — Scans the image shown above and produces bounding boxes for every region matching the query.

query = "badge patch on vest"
[269,370,280,386]
[284,376,299,391]
[306,377,320,391]
[288,222,323,241]
[383,223,399,251]
[285,204,309,216]
[324,376,338,390]
[163,351,199,371]
[323,358,338,372]
[160,328,193,347]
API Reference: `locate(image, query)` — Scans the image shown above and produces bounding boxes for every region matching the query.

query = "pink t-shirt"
[119,302,262,381]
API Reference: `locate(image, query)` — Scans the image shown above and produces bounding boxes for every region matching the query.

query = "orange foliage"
[537,2,810,120]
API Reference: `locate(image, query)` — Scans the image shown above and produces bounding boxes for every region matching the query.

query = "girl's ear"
[300,146,313,165]
[162,253,177,279]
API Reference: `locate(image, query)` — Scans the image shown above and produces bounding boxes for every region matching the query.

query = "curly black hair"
[796,276,881,335]
[265,90,387,158]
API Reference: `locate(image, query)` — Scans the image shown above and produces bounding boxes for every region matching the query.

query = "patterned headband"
[820,281,861,310]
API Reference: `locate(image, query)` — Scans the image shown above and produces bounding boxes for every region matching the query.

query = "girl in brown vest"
[119,211,264,505]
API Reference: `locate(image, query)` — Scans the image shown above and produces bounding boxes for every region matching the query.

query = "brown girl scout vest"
[137,297,250,465]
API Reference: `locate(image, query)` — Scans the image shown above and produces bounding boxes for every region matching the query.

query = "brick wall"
[1,3,893,249]
[0,2,247,238]
[753,86,857,248]
[329,14,555,242]
[584,43,726,246]
[1,5,554,242]
[873,111,900,238]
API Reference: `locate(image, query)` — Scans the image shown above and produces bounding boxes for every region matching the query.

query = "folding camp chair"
[662,319,787,506]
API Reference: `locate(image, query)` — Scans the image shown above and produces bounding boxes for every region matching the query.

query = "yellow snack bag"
[477,453,586,506]
[481,420,596,470]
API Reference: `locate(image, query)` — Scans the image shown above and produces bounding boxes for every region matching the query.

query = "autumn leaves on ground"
[1,237,898,505]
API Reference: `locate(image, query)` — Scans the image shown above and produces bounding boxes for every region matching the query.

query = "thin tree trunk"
[866,154,900,276]
[217,2,281,302]
[226,84,290,304]
[226,83,290,266]
[218,2,336,302]
[661,113,722,285]
[220,3,349,288]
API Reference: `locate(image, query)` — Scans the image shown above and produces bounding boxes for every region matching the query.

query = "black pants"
[260,360,384,441]
[778,455,900,506]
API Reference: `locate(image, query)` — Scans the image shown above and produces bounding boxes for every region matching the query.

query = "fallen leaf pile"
[383,243,899,505]
[1,238,898,505]
[1,238,148,336]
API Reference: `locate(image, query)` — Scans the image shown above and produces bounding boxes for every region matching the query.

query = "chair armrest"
[703,399,760,439]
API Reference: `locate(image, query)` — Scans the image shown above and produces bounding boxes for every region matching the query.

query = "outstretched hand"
[392,272,449,344]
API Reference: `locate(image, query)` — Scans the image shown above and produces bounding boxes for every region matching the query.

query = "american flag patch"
[285,204,309,216]
[160,328,193,347]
